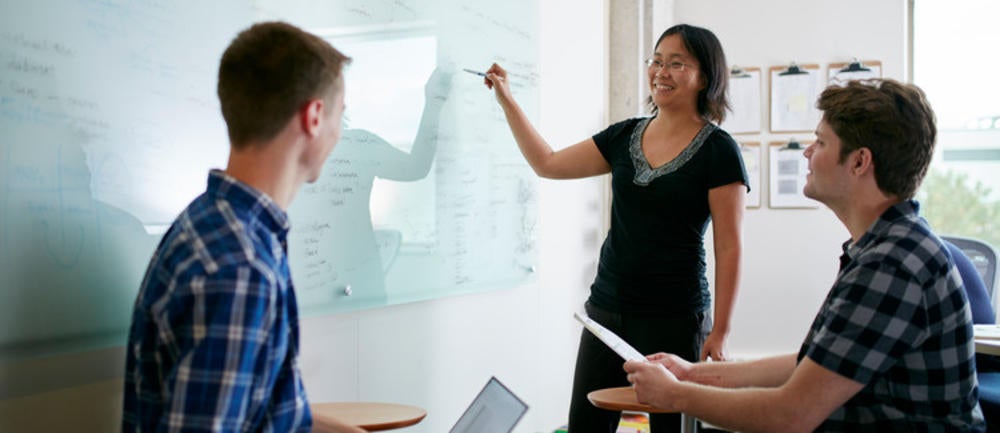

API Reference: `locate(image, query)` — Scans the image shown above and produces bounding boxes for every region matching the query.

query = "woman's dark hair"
[647,24,729,123]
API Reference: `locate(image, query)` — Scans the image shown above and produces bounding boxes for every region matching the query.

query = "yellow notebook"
[616,411,650,433]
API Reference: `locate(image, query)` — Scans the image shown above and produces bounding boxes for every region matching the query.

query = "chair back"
[945,237,1000,430]
[942,235,998,303]
[943,238,996,324]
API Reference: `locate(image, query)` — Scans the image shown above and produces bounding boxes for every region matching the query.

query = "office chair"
[945,238,998,325]
[944,239,1000,431]
[942,235,999,304]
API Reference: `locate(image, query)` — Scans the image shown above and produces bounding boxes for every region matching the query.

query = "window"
[913,0,1000,249]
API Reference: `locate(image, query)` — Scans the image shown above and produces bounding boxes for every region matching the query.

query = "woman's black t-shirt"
[590,117,748,316]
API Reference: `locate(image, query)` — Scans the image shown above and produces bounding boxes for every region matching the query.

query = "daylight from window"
[914,0,1000,249]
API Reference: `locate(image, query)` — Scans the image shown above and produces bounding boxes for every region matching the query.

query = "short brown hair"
[817,79,937,200]
[647,24,730,123]
[218,21,350,148]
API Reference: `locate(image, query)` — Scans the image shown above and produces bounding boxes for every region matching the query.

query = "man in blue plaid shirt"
[121,22,363,433]
[624,79,986,432]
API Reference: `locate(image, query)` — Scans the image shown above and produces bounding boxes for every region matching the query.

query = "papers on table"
[975,324,1000,340]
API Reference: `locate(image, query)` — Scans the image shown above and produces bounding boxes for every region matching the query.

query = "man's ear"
[300,98,324,138]
[852,147,874,175]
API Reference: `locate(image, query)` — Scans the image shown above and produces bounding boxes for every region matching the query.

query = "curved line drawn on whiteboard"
[1,137,10,261]
[43,142,86,268]
[41,220,84,268]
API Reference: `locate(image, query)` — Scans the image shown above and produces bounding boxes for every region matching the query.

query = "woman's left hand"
[700,331,727,361]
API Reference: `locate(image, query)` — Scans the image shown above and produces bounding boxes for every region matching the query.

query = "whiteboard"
[0,0,539,360]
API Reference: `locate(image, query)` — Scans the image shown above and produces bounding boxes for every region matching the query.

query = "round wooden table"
[311,402,426,431]
[588,386,697,433]
[587,386,660,413]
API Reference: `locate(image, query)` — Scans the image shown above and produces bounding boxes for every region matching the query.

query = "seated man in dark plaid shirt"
[121,22,364,433]
[624,79,986,432]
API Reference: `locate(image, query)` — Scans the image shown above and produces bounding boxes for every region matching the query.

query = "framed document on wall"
[769,63,821,133]
[724,66,762,134]
[768,140,820,209]
[740,142,762,208]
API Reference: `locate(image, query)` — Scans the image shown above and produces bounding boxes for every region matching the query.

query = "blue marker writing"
[462,68,487,77]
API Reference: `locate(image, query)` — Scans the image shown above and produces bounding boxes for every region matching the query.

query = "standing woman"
[482,24,747,433]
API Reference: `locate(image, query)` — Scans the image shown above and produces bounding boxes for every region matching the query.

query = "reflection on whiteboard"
[284,4,541,315]
[723,67,761,134]
[0,0,242,361]
[333,27,439,246]
[768,142,819,208]
[288,25,447,308]
[770,65,822,133]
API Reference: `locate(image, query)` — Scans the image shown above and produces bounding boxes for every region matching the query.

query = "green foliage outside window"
[918,168,1000,249]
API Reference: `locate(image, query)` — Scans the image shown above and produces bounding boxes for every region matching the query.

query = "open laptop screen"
[449,376,529,433]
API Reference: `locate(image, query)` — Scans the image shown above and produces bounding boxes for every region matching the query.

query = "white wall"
[0,1,607,432]
[662,0,909,357]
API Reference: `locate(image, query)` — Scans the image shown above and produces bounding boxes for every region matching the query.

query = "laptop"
[449,376,529,433]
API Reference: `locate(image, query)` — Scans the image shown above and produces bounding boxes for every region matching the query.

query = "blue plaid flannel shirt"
[122,170,311,432]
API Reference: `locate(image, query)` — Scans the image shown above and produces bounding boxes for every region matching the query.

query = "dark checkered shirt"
[122,170,311,432]
[798,200,985,432]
